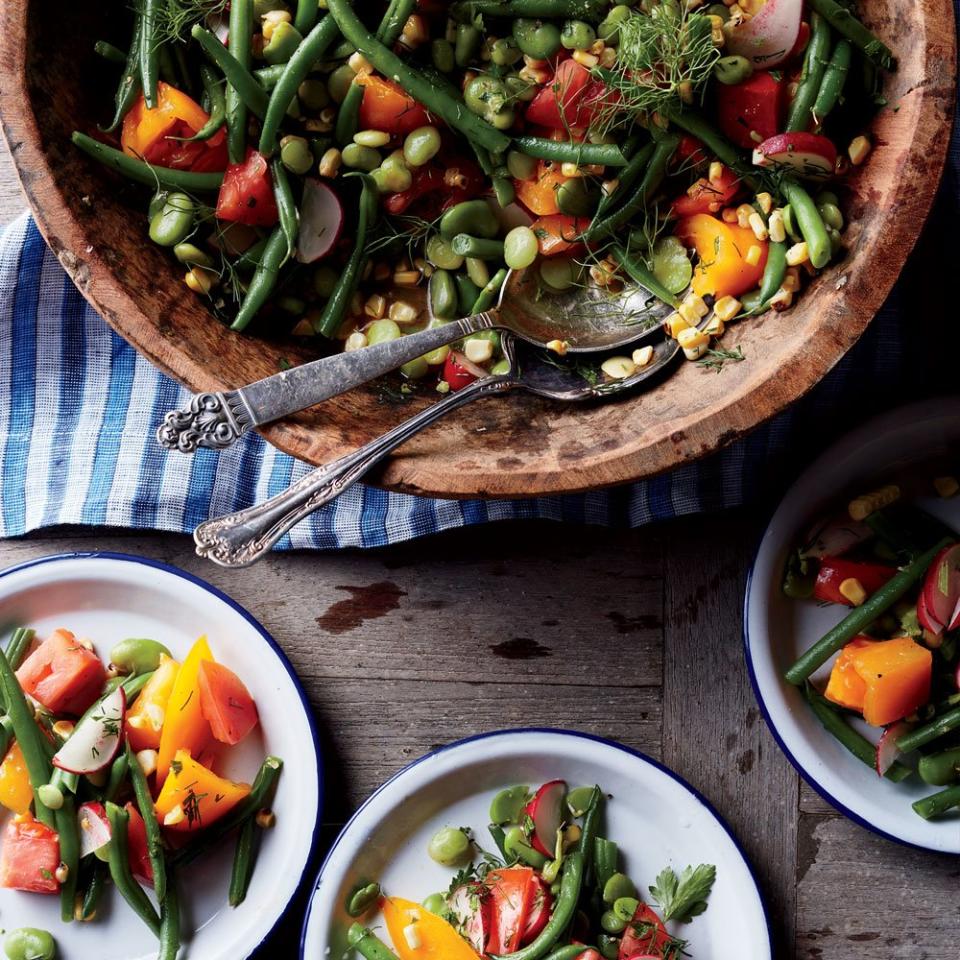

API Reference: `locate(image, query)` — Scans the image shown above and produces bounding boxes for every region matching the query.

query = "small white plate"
[300,729,771,960]
[745,398,960,853]
[0,552,322,959]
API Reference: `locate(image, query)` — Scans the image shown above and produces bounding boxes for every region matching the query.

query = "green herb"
[278,357,293,371]
[648,863,717,923]
[696,345,745,373]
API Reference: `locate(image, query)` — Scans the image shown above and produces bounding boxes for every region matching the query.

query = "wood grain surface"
[0,0,955,499]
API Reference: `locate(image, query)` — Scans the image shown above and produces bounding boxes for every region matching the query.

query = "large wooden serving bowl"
[0,2,955,498]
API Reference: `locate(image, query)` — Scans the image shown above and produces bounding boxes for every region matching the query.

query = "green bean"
[543,948,600,960]
[158,42,179,87]
[102,752,130,803]
[55,797,79,922]
[106,802,162,937]
[609,244,681,308]
[140,0,161,108]
[0,642,54,827]
[226,0,254,160]
[808,0,896,70]
[95,40,127,64]
[805,684,912,781]
[785,13,832,133]
[125,742,167,903]
[785,539,951,684]
[918,746,960,786]
[260,15,341,155]
[584,134,678,242]
[451,235,505,260]
[231,225,289,332]
[452,0,609,19]
[255,63,287,90]
[592,141,653,225]
[896,705,960,753]
[317,174,378,337]
[741,240,786,315]
[294,0,319,35]
[504,825,548,868]
[593,837,618,891]
[665,109,758,190]
[813,39,852,127]
[229,816,258,906]
[347,924,402,960]
[172,756,283,866]
[326,0,512,154]
[172,41,195,95]
[494,787,601,960]
[780,180,833,270]
[5,627,35,674]
[180,64,227,141]
[159,867,181,960]
[431,269,459,319]
[469,142,515,208]
[471,268,509,314]
[191,23,268,123]
[912,784,960,820]
[81,863,108,921]
[488,824,510,860]
[0,716,14,758]
[102,13,144,132]
[513,136,628,167]
[455,23,483,67]
[72,132,225,191]
[271,159,300,260]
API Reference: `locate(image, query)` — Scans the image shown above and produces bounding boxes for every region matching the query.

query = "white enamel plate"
[300,729,771,960]
[745,398,960,853]
[0,552,322,959]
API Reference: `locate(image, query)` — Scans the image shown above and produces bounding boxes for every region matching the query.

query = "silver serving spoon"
[157,267,671,453]
[192,326,685,567]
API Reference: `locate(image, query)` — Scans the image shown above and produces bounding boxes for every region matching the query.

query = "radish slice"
[524,780,567,858]
[917,589,944,635]
[921,543,960,631]
[53,687,126,775]
[724,0,803,68]
[876,720,914,776]
[77,801,111,859]
[296,178,344,264]
[753,132,837,179]
[448,883,490,953]
[799,515,873,559]
[949,593,960,632]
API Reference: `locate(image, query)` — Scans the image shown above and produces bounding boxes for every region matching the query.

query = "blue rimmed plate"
[745,398,960,853]
[0,552,322,959]
[300,728,770,960]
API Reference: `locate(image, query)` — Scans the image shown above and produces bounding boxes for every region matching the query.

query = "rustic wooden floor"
[1,144,957,959]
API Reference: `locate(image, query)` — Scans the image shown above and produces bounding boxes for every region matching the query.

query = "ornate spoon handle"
[193,376,512,566]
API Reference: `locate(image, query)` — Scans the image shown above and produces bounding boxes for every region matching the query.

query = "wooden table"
[1,143,957,959]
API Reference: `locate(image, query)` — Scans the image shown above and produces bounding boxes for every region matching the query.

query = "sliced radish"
[296,178,344,264]
[799,515,873,559]
[724,0,803,68]
[917,589,945,635]
[949,593,960,632]
[53,687,126,775]
[448,882,490,954]
[921,543,960,631]
[524,780,567,858]
[77,801,111,859]
[876,720,914,776]
[753,132,837,179]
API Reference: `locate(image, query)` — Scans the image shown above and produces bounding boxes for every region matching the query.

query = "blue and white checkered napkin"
[0,118,955,550]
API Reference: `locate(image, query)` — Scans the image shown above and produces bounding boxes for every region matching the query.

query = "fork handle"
[193,375,512,567]
[158,310,499,452]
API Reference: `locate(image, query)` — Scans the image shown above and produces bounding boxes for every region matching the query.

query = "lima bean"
[109,638,172,675]
[3,928,57,960]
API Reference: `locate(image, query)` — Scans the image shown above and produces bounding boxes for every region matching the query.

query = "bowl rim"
[298,726,773,958]
[0,549,325,955]
[0,2,956,498]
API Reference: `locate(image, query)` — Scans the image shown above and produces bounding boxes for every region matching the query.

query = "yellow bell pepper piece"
[382,896,482,960]
[850,636,933,727]
[154,749,251,833]
[156,636,214,788]
[0,742,34,815]
[676,213,768,299]
[125,653,180,753]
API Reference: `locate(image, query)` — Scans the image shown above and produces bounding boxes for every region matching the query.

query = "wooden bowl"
[0,1,955,498]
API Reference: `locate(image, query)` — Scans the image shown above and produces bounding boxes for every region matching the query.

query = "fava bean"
[714,54,753,85]
[372,164,413,194]
[490,358,511,375]
[3,928,57,960]
[490,37,523,65]
[173,242,214,268]
[342,143,382,171]
[556,177,599,217]
[507,150,538,181]
[598,5,633,44]
[280,135,314,174]
[110,638,173,676]
[403,126,442,167]
[597,935,620,960]
[818,201,844,230]
[347,881,381,917]
[650,235,693,295]
[427,826,471,865]
[489,784,530,824]
[149,193,195,247]
[503,825,548,868]
[263,21,304,64]
[466,257,491,288]
[455,23,483,66]
[298,77,330,110]
[422,892,448,915]
[612,896,639,922]
[602,872,637,904]
[314,266,338,298]
[539,257,581,291]
[455,274,482,315]
[504,226,539,269]
[441,200,500,240]
[600,910,627,934]
[431,270,459,319]
[401,356,430,379]
[566,786,596,817]
[513,18,562,59]
[423,320,452,365]
[148,189,170,220]
[328,64,357,103]
[367,319,402,344]
[426,235,465,271]
[561,20,596,50]
[464,76,515,129]
[432,38,455,72]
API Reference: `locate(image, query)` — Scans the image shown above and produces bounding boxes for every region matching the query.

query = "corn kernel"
[756,191,773,215]
[185,267,216,296]
[748,212,768,241]
[601,356,637,380]
[261,9,291,41]
[404,924,422,950]
[601,179,619,197]
[681,292,709,318]
[164,804,186,827]
[786,241,809,266]
[782,266,801,292]
[769,287,793,311]
[52,720,75,739]
[848,135,871,166]
[678,326,710,360]
[465,338,494,364]
[572,49,599,68]
[546,339,569,356]
[55,863,70,884]
[400,13,429,48]
[768,209,786,243]
[364,294,387,319]
[721,207,739,223]
[632,345,655,367]
[389,300,419,324]
[560,162,581,178]
[664,312,691,338]
[744,244,762,267]
[393,270,422,288]
[934,476,959,498]
[344,330,368,352]
[136,749,158,778]
[849,484,900,521]
[598,45,617,68]
[713,295,741,323]
[839,577,867,606]
[708,161,724,183]
[736,203,754,228]
[348,52,374,75]
[256,808,277,829]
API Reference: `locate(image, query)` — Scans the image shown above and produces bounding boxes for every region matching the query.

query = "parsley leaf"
[649,864,717,923]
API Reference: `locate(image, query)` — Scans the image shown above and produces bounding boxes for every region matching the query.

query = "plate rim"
[299,726,772,958]
[0,549,324,958]
[742,398,960,854]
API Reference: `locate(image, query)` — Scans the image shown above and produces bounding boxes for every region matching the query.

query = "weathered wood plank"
[663,512,799,958]
[796,812,960,959]
[0,137,24,226]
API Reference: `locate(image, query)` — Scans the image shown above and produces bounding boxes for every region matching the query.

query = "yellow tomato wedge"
[156,635,214,787]
[125,653,180,753]
[382,896,482,960]
[0,742,34,815]
[154,749,251,833]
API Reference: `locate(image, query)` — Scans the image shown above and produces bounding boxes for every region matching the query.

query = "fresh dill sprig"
[153,0,229,44]
[697,344,746,372]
